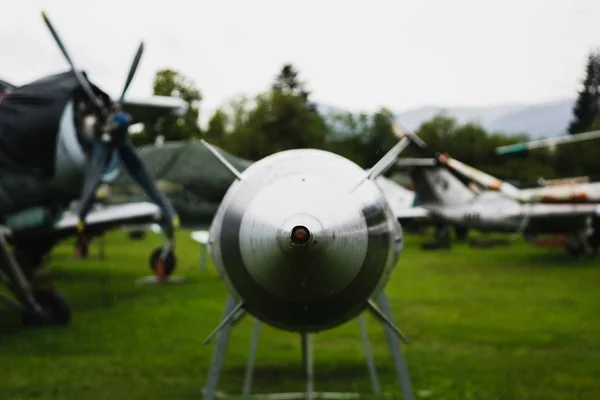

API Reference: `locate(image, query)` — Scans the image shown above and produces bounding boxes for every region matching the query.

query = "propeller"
[41,11,179,242]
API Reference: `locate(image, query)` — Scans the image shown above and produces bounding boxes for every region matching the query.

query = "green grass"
[1,231,599,400]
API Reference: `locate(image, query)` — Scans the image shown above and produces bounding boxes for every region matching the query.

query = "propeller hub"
[113,112,131,132]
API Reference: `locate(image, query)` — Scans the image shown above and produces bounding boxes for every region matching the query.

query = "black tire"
[454,227,469,242]
[128,231,146,240]
[435,225,452,248]
[22,290,72,326]
[565,242,585,258]
[149,247,177,277]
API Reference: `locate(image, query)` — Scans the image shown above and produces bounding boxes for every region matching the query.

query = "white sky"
[2,0,600,127]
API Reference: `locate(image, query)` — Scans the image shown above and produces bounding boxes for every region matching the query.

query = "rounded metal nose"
[290,225,311,245]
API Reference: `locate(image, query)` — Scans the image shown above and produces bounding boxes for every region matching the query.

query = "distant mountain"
[318,98,577,140]
[397,98,576,139]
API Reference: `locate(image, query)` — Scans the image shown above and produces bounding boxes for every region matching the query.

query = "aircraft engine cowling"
[207,149,404,333]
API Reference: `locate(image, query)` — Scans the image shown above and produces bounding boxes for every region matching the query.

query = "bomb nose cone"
[238,175,369,302]
[290,225,310,245]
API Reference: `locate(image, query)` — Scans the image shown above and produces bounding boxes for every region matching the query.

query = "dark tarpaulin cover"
[0,70,109,178]
[108,141,254,225]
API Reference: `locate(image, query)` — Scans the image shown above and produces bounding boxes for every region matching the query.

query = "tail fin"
[391,124,526,202]
[410,164,477,207]
[374,176,416,214]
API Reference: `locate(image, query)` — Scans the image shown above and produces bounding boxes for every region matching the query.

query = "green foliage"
[225,90,328,159]
[204,109,228,144]
[134,57,600,182]
[272,63,311,102]
[218,64,328,160]
[132,69,202,146]
[550,50,600,177]
[362,108,398,168]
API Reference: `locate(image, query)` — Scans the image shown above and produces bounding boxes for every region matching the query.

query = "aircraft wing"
[121,96,188,123]
[8,202,161,240]
[525,203,600,220]
[393,206,431,222]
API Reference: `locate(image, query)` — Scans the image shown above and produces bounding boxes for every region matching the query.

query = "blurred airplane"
[427,152,600,204]
[0,11,185,326]
[395,157,600,256]
[390,127,600,256]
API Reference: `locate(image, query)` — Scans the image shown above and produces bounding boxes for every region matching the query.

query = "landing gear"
[149,247,177,278]
[454,226,469,242]
[128,230,146,240]
[74,235,89,259]
[565,239,586,258]
[563,228,595,258]
[21,290,71,326]
[421,224,452,250]
[0,232,71,327]
[587,217,600,257]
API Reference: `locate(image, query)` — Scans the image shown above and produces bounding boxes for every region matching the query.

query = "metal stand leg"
[301,333,314,400]
[242,320,262,397]
[377,292,414,400]
[98,234,105,260]
[202,292,414,400]
[200,245,207,273]
[0,234,42,315]
[204,294,237,400]
[357,314,381,395]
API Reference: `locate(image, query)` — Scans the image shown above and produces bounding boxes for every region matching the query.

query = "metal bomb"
[201,143,409,341]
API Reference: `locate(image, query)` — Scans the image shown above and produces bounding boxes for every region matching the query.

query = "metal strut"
[202,292,416,400]
[0,232,45,317]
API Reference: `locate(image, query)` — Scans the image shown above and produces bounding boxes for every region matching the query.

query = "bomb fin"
[203,301,246,344]
[366,299,411,345]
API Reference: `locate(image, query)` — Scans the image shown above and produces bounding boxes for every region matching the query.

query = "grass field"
[1,230,599,400]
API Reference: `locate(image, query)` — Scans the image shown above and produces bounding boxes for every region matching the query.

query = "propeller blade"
[77,139,111,228]
[119,42,145,104]
[118,142,179,237]
[41,11,106,113]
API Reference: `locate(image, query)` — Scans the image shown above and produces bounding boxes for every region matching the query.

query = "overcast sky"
[2,0,600,126]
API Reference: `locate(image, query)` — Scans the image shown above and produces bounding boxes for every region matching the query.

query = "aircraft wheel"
[454,227,469,242]
[565,241,585,258]
[22,290,72,326]
[128,230,146,240]
[149,247,176,277]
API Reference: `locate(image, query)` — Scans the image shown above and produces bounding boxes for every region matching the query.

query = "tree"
[568,51,600,134]
[553,51,600,176]
[412,113,458,154]
[204,110,228,145]
[362,108,398,169]
[135,69,202,146]
[230,90,329,159]
[272,63,310,102]
[223,65,329,159]
[323,111,372,166]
